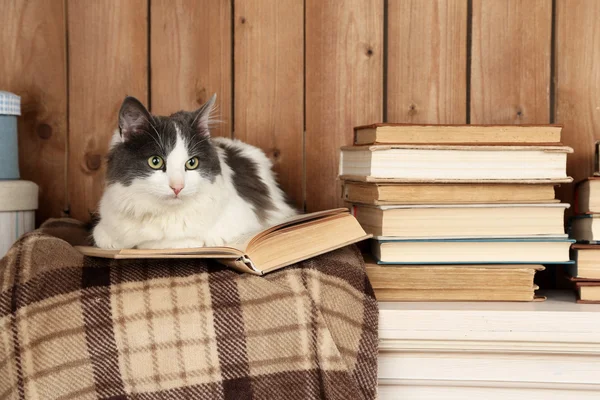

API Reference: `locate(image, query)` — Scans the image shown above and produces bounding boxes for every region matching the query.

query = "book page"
[76,208,349,258]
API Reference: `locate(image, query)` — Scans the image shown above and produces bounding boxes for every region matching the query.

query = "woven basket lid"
[0,91,21,116]
[0,180,38,211]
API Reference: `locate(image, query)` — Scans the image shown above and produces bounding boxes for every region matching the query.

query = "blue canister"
[0,91,21,179]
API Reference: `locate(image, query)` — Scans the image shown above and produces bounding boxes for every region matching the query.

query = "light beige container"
[0,180,38,257]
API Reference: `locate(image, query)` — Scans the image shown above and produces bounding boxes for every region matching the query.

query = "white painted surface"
[377,291,600,399]
[0,210,35,257]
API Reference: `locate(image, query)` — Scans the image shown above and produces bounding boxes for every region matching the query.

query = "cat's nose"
[170,185,184,196]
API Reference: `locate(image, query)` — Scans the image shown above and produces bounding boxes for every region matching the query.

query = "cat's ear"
[191,93,217,137]
[118,96,151,140]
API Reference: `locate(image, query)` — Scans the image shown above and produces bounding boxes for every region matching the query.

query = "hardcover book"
[339,144,573,182]
[574,178,600,214]
[569,214,600,242]
[573,281,600,304]
[77,209,371,275]
[372,237,573,264]
[352,203,569,238]
[341,181,558,205]
[569,244,600,280]
[365,257,542,302]
[353,123,562,145]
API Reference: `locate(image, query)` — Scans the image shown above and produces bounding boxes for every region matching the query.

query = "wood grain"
[151,0,231,138]
[471,0,552,124]
[387,0,468,123]
[555,0,600,204]
[0,0,67,225]
[234,0,304,209]
[305,0,384,211]
[67,0,148,221]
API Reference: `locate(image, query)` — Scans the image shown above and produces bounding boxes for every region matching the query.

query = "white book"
[339,144,573,182]
[372,237,573,264]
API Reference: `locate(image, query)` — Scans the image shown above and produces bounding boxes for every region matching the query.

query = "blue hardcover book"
[372,237,575,265]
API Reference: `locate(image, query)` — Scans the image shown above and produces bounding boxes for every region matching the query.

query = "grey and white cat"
[92,95,297,249]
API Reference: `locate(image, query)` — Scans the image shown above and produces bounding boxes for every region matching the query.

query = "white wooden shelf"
[377,290,600,400]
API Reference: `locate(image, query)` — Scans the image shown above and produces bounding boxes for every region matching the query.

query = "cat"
[92,94,297,249]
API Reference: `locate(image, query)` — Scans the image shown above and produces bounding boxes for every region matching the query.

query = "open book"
[76,208,371,275]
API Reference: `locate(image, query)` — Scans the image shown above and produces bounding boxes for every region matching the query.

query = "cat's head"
[105,95,221,205]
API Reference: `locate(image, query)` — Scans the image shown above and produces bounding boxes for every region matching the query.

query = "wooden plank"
[305,0,384,211]
[151,0,231,138]
[0,0,67,225]
[471,0,552,123]
[555,0,600,204]
[387,0,468,124]
[234,0,304,209]
[68,0,148,221]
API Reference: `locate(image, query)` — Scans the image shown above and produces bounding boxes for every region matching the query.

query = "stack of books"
[569,177,600,303]
[339,123,574,302]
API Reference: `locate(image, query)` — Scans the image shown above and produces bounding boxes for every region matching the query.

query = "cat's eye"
[186,157,199,170]
[147,155,164,170]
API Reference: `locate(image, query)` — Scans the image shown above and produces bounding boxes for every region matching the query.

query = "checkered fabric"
[0,92,20,116]
[0,219,378,399]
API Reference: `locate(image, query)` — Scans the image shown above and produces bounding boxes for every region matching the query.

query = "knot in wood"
[196,87,207,105]
[36,123,52,139]
[408,104,417,116]
[85,153,102,171]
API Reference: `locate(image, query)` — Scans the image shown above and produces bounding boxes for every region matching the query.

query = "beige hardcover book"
[574,178,600,213]
[77,209,371,275]
[354,123,562,145]
[595,141,600,176]
[339,144,573,182]
[373,287,539,302]
[365,257,543,291]
[342,181,557,205]
[352,203,568,237]
[575,281,600,304]
[569,244,600,280]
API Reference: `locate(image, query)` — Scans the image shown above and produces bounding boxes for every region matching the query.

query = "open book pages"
[76,208,371,275]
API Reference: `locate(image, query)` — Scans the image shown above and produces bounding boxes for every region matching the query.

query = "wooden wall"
[1,0,600,223]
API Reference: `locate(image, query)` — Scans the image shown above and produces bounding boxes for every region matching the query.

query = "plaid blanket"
[0,219,378,400]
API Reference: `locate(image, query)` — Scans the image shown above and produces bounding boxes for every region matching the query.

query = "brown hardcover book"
[365,256,541,302]
[373,288,539,302]
[76,209,371,275]
[342,181,557,205]
[353,123,562,145]
[365,257,543,290]
[339,144,573,182]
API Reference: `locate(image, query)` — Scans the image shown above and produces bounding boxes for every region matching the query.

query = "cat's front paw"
[92,224,123,249]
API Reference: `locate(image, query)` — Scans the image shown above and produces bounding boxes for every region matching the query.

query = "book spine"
[596,141,600,174]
